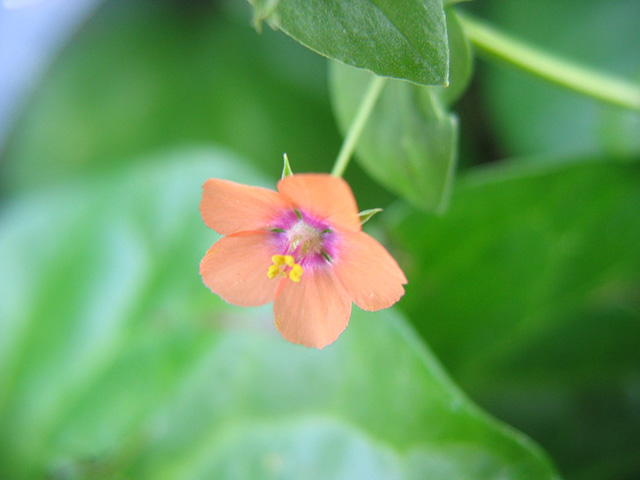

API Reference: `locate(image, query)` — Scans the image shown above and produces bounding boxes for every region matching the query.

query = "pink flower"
[199,174,407,349]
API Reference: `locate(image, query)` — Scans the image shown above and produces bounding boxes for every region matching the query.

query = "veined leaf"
[248,0,449,85]
[329,9,471,212]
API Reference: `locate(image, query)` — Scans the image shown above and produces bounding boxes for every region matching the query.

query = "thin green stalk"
[458,13,640,111]
[331,75,386,177]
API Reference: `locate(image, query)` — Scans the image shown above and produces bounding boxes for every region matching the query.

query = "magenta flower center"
[267,211,336,283]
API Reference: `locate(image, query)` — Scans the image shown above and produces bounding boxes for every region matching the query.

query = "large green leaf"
[389,158,640,480]
[248,0,449,86]
[330,63,457,212]
[0,149,559,479]
[0,147,248,478]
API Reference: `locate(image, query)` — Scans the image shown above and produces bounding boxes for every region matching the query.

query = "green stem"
[331,75,386,177]
[458,13,640,111]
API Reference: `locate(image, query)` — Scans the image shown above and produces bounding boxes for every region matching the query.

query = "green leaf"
[0,149,559,479]
[328,7,471,211]
[0,147,255,478]
[330,62,457,212]
[0,1,340,194]
[389,158,640,480]
[281,153,294,178]
[248,0,449,86]
[358,207,383,225]
[129,308,559,480]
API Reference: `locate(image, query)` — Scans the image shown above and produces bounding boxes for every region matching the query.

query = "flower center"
[287,220,324,257]
[267,218,333,283]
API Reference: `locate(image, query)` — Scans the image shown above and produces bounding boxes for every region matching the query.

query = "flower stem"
[331,75,386,177]
[458,13,640,111]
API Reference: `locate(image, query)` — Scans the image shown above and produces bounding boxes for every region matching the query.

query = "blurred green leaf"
[389,158,640,480]
[0,1,340,194]
[0,149,559,479]
[128,308,559,480]
[0,147,255,478]
[330,63,457,212]
[248,0,449,86]
[472,0,640,157]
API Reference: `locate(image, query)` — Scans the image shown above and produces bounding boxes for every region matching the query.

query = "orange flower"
[199,174,407,349]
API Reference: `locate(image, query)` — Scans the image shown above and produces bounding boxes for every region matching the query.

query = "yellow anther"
[267,264,281,279]
[272,254,286,266]
[269,255,301,281]
[289,264,303,283]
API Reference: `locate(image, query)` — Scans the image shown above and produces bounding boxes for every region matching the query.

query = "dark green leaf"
[390,157,640,480]
[330,62,457,212]
[248,0,449,85]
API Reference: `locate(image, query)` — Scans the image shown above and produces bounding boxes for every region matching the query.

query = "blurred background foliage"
[0,0,639,479]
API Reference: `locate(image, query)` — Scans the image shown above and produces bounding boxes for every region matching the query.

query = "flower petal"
[200,231,279,307]
[334,231,407,311]
[201,179,289,235]
[277,174,360,232]
[273,267,352,349]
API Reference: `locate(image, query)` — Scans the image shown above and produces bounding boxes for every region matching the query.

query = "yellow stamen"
[268,255,303,282]
[289,264,303,283]
[272,254,286,266]
[267,264,281,279]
